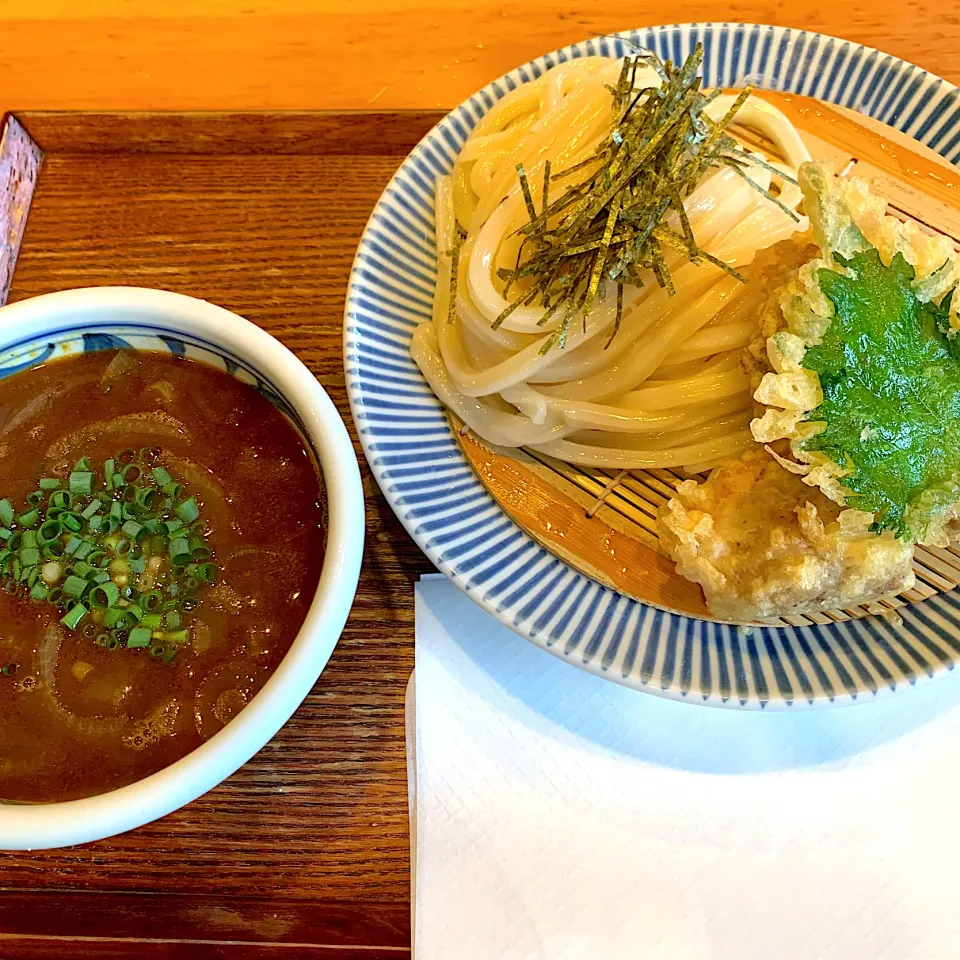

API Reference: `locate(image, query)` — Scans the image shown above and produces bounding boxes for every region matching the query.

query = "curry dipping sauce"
[0,349,326,802]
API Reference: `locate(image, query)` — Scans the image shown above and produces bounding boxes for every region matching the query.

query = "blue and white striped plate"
[344,23,960,708]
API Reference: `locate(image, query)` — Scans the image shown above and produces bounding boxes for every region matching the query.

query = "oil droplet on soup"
[0,350,325,802]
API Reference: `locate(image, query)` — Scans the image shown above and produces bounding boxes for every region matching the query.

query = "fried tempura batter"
[657,448,914,621]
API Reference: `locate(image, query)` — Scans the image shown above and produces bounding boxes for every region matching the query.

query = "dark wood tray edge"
[10,110,445,156]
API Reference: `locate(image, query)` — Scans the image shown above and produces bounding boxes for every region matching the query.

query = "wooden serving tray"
[454,91,960,627]
[0,110,447,959]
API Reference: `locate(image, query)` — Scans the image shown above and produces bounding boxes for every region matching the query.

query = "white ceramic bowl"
[0,286,364,849]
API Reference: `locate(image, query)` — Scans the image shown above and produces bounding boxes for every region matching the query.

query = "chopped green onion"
[122,520,143,541]
[120,463,142,484]
[89,581,119,608]
[61,603,87,630]
[37,519,60,545]
[69,471,94,496]
[74,540,93,560]
[126,627,152,648]
[188,536,211,561]
[145,534,165,556]
[104,607,135,629]
[162,646,179,664]
[141,590,162,612]
[62,575,88,599]
[16,508,38,528]
[175,497,199,524]
[61,513,83,532]
[169,537,190,566]
[135,487,160,510]
[1,454,215,664]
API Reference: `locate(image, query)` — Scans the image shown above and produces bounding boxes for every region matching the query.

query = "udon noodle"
[411,56,813,470]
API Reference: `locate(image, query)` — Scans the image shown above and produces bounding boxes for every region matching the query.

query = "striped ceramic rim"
[345,23,960,708]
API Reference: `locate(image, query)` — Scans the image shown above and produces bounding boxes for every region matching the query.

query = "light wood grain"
[0,112,429,955]
[0,2,958,112]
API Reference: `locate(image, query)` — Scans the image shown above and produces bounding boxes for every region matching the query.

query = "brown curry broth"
[0,350,325,802]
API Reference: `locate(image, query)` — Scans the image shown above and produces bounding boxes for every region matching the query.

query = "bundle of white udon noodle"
[411,56,814,471]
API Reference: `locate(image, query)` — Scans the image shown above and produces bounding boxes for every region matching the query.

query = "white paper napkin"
[410,575,960,960]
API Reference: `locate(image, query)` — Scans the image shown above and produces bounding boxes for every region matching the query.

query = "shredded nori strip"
[490,44,792,352]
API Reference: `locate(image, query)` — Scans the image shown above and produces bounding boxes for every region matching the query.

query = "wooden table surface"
[0,3,958,958]
[0,1,957,112]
